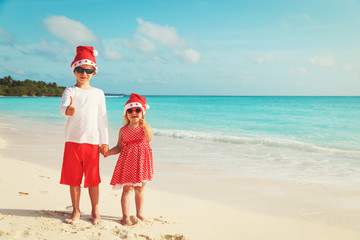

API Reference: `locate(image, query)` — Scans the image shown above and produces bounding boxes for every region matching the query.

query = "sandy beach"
[1,114,360,240]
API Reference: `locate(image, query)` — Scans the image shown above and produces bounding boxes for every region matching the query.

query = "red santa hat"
[71,46,98,74]
[124,93,150,116]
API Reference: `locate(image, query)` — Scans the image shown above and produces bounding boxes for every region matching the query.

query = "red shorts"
[60,142,101,188]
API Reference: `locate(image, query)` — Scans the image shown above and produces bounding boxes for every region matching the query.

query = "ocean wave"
[153,128,360,158]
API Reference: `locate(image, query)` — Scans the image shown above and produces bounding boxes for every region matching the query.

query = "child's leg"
[121,186,133,225]
[134,182,147,221]
[88,186,101,225]
[66,185,81,224]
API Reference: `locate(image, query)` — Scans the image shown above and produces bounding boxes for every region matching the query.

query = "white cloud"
[150,55,166,62]
[33,39,68,62]
[310,52,335,68]
[183,48,201,63]
[44,16,125,61]
[124,34,157,53]
[39,38,70,54]
[282,14,313,28]
[0,28,14,45]
[174,48,201,63]
[2,65,26,75]
[137,78,145,83]
[124,18,201,63]
[252,54,277,64]
[292,67,307,75]
[12,40,68,62]
[153,79,168,84]
[341,62,360,71]
[239,70,254,80]
[102,47,124,60]
[342,63,353,70]
[352,74,359,81]
[44,16,98,45]
[136,18,186,48]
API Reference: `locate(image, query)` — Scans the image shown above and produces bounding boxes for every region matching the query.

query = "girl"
[105,93,153,226]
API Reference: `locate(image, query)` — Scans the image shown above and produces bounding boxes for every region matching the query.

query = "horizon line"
[104,94,360,97]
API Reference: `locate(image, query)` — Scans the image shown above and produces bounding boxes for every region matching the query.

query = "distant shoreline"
[1,94,360,98]
[105,93,127,97]
[0,94,128,97]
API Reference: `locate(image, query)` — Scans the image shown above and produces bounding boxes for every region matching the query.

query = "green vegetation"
[0,75,65,97]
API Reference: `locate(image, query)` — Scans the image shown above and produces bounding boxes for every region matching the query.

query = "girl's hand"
[139,115,146,128]
[103,150,110,158]
[141,116,153,141]
[65,96,75,116]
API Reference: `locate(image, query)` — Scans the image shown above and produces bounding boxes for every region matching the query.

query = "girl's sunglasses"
[127,108,142,114]
[75,67,95,74]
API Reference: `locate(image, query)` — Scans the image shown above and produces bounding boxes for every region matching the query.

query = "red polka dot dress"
[110,125,153,189]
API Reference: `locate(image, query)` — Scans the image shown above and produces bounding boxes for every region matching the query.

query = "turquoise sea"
[1,96,359,184]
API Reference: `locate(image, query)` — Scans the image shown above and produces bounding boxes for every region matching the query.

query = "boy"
[60,46,109,225]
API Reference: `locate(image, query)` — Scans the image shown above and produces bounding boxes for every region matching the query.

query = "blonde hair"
[122,114,130,126]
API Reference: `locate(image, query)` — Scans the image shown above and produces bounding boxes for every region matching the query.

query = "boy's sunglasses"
[127,108,142,114]
[75,67,95,74]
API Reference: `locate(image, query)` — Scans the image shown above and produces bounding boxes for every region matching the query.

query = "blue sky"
[0,0,359,95]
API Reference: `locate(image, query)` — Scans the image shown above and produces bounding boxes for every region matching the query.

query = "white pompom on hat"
[71,46,98,74]
[124,93,150,116]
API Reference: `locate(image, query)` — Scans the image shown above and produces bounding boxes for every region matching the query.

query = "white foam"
[153,128,360,159]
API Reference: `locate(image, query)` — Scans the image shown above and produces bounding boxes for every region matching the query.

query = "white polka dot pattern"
[110,125,153,188]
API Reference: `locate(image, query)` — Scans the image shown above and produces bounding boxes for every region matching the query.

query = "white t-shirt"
[60,85,109,145]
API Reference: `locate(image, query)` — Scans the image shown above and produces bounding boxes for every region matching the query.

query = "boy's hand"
[139,115,146,128]
[100,144,109,157]
[65,96,75,116]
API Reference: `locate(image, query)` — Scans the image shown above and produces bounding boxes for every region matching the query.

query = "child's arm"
[139,117,153,141]
[104,129,122,157]
[65,96,75,116]
[60,88,75,116]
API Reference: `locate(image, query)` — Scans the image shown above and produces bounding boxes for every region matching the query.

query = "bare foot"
[137,214,150,223]
[91,218,101,225]
[121,217,132,226]
[64,211,80,224]
[91,209,101,226]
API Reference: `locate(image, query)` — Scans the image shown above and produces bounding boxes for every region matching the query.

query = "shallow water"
[1,95,359,184]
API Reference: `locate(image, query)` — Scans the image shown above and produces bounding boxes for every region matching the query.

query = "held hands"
[103,151,110,158]
[102,145,121,158]
[65,96,75,116]
[100,144,109,157]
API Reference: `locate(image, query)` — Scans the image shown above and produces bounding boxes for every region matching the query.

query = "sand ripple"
[0,211,188,240]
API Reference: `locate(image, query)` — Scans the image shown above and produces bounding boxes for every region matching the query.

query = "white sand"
[0,116,360,239]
